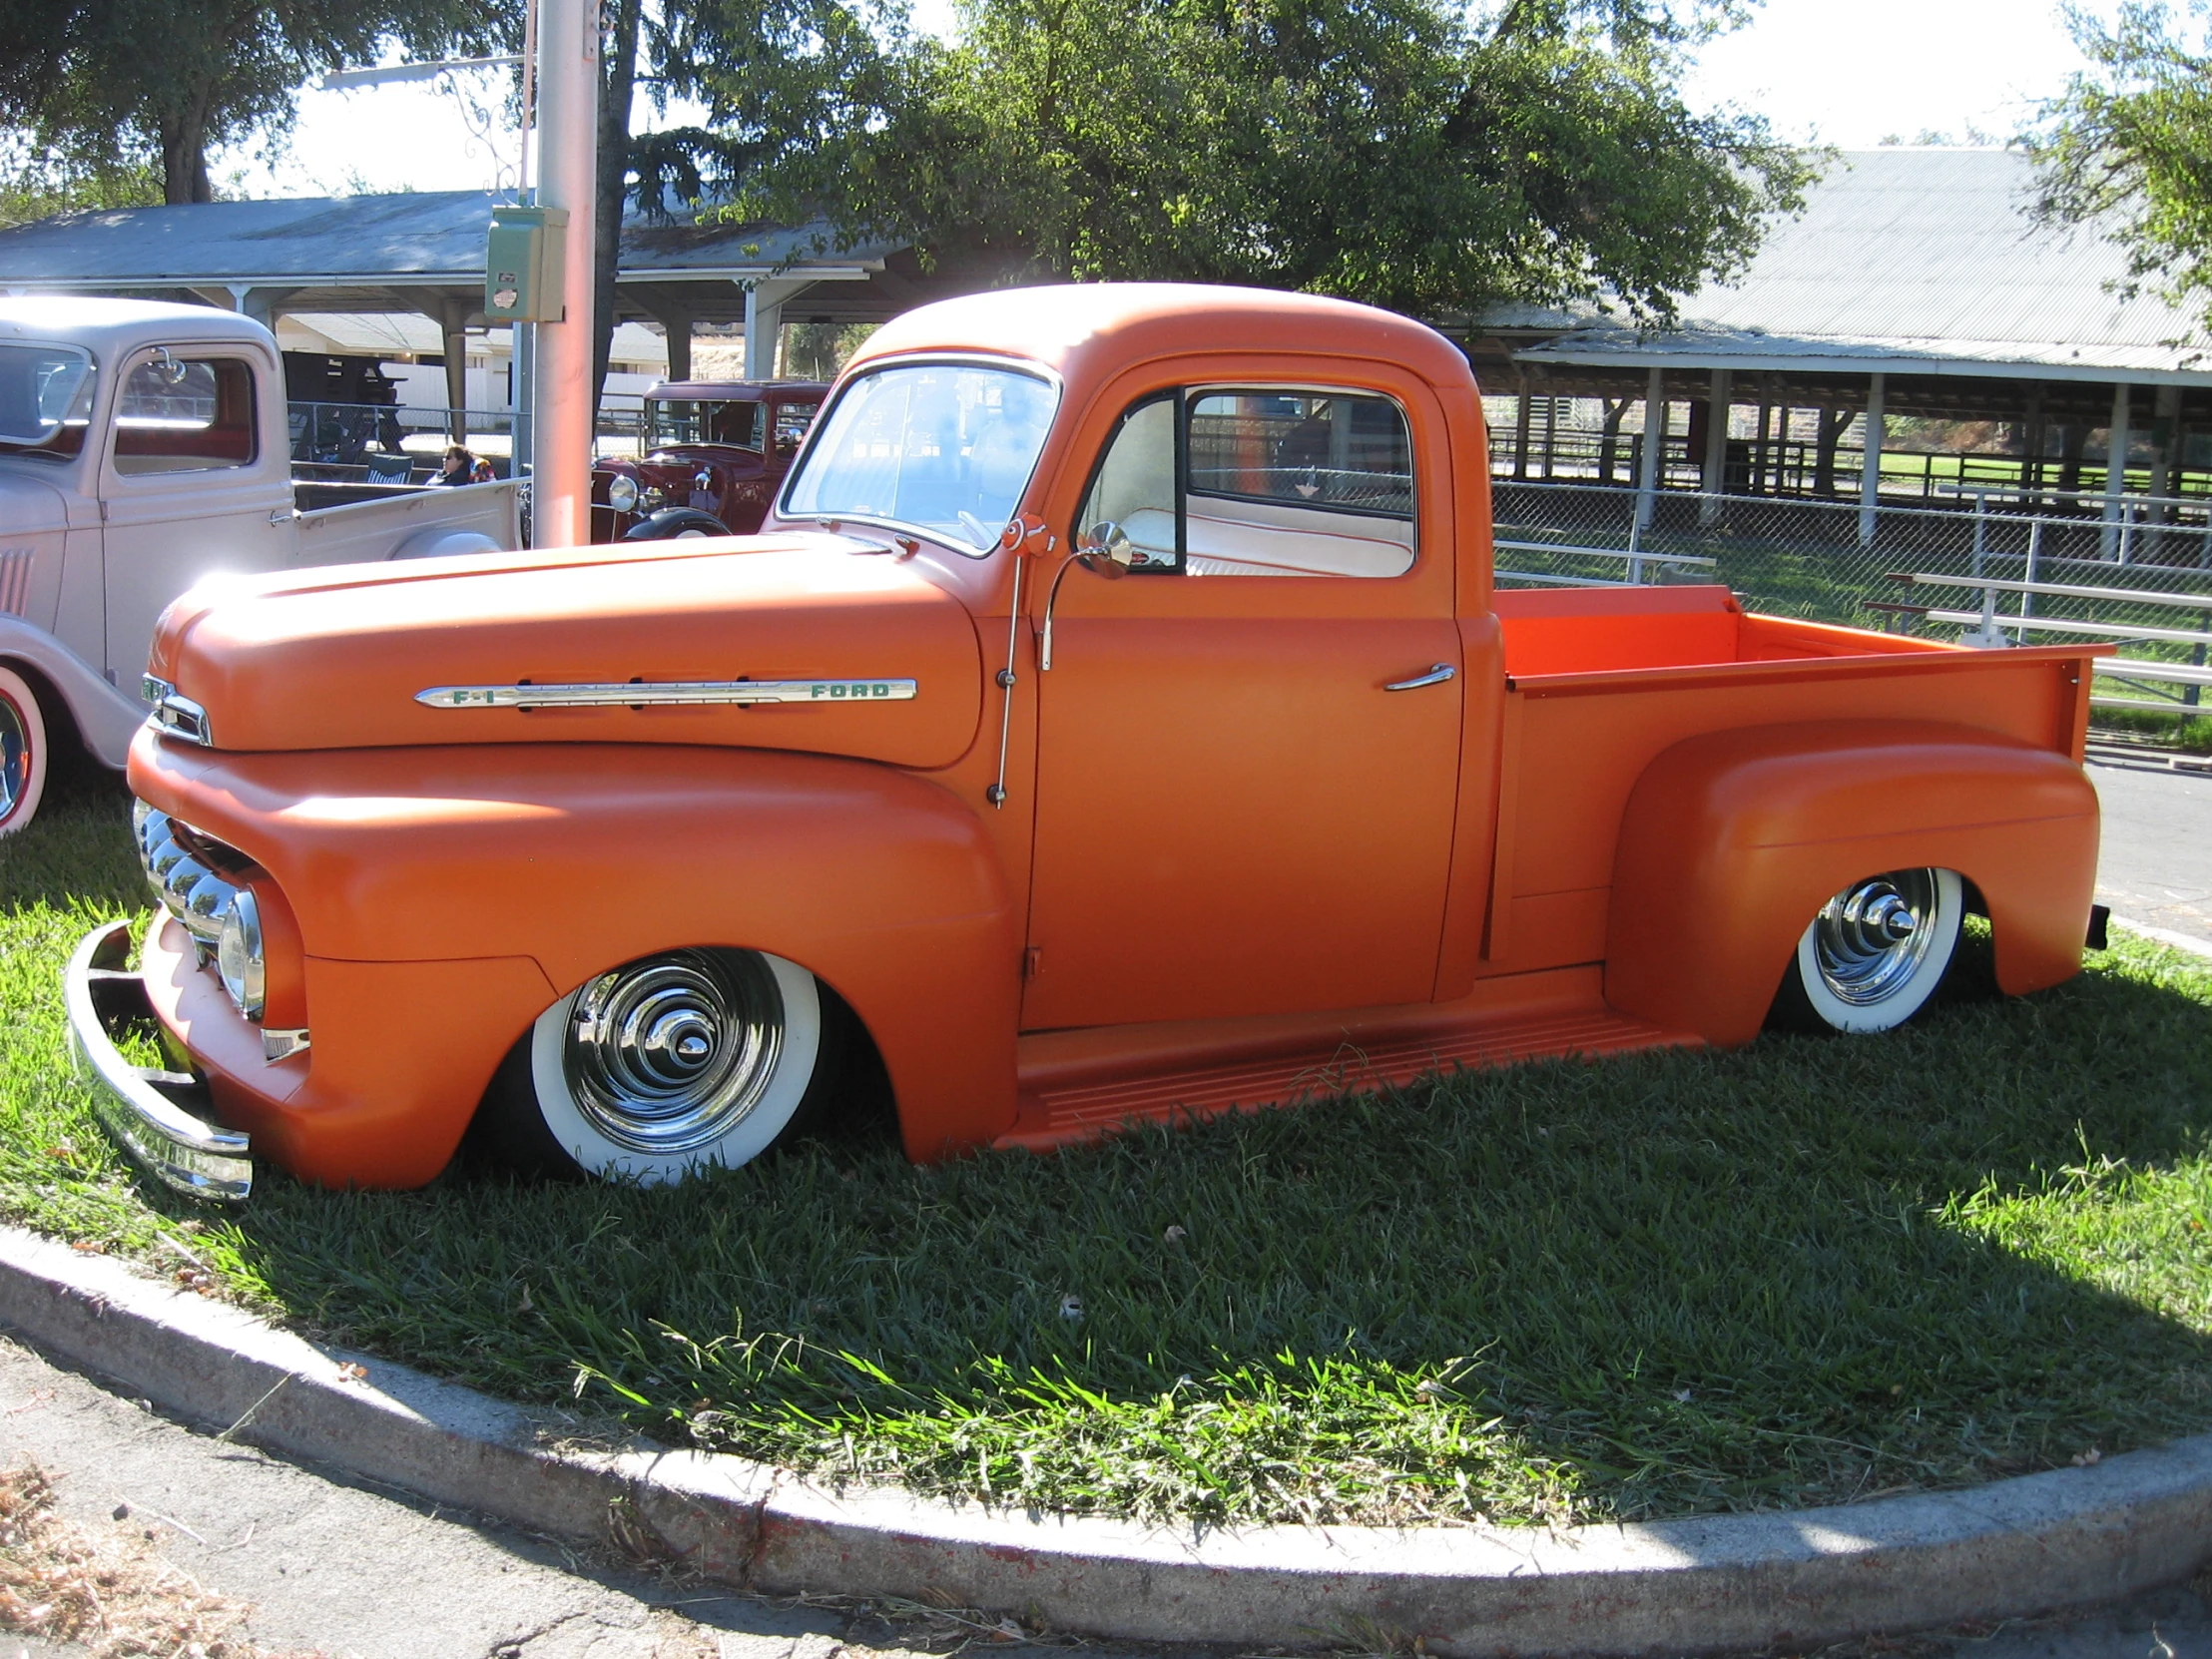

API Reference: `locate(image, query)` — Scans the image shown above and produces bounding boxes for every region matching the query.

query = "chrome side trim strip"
[414,677,917,710]
[65,919,252,1202]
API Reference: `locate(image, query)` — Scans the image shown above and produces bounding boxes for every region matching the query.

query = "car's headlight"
[607,475,639,514]
[218,888,265,1021]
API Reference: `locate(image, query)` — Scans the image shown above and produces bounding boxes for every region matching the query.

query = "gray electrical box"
[484,205,568,323]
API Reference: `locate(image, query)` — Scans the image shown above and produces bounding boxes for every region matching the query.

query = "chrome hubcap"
[564,949,785,1156]
[0,693,28,823]
[1812,868,1941,1006]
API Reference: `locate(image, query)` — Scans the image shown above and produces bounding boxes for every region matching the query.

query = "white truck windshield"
[783,363,1057,553]
[0,343,95,459]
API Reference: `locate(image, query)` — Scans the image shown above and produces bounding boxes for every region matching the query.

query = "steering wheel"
[956,510,994,549]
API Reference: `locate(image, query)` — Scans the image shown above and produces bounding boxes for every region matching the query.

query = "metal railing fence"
[1493,480,2212,711]
[1484,426,2211,506]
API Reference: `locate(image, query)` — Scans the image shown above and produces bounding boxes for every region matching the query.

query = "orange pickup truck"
[69,284,2104,1200]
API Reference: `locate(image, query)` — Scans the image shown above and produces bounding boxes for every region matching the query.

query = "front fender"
[0,613,144,767]
[130,733,1021,1167]
[1605,722,2099,1045]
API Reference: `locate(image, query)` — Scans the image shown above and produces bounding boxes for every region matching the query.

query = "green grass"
[11,775,2212,1531]
[2090,706,2212,755]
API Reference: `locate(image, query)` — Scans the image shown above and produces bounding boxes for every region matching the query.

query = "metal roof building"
[1482,148,2211,526]
[0,190,995,394]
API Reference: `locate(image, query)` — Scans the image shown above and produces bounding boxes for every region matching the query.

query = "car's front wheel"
[0,665,48,839]
[1772,866,1963,1034]
[491,946,827,1182]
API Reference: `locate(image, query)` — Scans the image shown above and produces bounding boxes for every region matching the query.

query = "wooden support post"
[1513,370,1533,482]
[1858,372,1886,548]
[1700,367,1731,526]
[1635,366,1663,530]
[2102,382,2131,558]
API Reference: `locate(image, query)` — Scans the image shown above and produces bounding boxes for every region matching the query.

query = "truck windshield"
[783,363,1057,553]
[651,399,764,450]
[0,343,95,460]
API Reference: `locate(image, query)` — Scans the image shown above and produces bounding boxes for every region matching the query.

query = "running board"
[996,1002,1690,1151]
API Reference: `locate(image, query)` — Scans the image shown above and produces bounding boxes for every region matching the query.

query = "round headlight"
[607,475,639,514]
[218,888,266,1021]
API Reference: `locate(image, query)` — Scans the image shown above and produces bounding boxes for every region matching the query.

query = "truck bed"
[1001,584,2102,1150]
[1481,584,2098,981]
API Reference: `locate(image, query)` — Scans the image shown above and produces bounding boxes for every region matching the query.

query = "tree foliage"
[0,0,511,205]
[720,0,1806,322]
[0,138,162,229]
[2036,0,2212,329]
[586,0,906,402]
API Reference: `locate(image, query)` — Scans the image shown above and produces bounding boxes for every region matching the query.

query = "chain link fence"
[1492,481,2212,714]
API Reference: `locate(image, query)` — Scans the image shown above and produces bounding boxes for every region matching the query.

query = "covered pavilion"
[0,190,999,406]
[1468,148,2212,539]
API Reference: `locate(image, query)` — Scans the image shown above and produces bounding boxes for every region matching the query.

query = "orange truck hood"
[149,536,984,769]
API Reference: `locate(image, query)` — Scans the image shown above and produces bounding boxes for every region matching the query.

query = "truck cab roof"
[0,295,276,361]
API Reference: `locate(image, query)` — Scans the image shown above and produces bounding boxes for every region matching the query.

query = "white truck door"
[98,343,292,681]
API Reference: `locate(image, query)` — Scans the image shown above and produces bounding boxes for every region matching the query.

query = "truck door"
[1023,383,1463,1030]
[99,345,289,681]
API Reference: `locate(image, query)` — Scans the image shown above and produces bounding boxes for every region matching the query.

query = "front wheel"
[1772,867,1963,1034]
[494,947,826,1182]
[0,665,49,838]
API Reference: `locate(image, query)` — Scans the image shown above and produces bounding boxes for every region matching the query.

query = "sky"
[221,0,2119,201]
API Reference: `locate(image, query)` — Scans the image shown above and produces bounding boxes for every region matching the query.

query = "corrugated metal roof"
[0,191,892,286]
[276,310,668,368]
[1515,149,2212,384]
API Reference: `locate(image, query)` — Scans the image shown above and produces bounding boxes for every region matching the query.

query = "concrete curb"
[2,1224,2208,1657]
[2112,915,2212,961]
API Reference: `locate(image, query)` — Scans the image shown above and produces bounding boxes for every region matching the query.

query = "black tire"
[623,507,730,541]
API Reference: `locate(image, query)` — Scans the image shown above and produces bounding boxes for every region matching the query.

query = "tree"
[585,0,905,404]
[2036,1,2212,329]
[751,0,1807,322]
[0,0,511,206]
[0,137,161,229]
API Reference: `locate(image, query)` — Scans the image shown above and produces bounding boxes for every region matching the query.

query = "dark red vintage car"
[591,379,830,540]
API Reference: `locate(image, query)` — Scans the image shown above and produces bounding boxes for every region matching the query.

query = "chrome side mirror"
[150,346,189,386]
[1075,520,1134,578]
[1040,522,1135,672]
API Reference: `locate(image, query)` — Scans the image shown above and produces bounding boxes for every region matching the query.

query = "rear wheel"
[1773,866,1962,1034]
[0,666,48,838]
[494,947,827,1182]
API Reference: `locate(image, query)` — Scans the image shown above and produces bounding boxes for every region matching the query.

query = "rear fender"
[1605,722,2099,1045]
[130,734,1021,1164]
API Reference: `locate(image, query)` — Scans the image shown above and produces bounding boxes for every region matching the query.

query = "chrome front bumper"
[65,918,252,1202]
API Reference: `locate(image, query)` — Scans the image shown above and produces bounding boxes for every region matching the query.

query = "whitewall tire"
[1777,866,1963,1034]
[523,947,823,1183]
[0,666,48,839]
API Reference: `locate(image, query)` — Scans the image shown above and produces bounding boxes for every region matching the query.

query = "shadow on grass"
[12,784,2212,1527]
[159,927,2212,1529]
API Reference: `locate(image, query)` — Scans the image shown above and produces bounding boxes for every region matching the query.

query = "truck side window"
[1183,390,1414,578]
[1077,394,1182,571]
[113,354,259,474]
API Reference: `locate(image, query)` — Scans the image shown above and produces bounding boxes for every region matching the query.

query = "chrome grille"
[132,801,254,962]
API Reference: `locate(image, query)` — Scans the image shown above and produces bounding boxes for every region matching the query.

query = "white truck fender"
[0,615,145,769]
[388,523,507,561]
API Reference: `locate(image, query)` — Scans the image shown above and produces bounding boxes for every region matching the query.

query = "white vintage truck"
[0,296,522,834]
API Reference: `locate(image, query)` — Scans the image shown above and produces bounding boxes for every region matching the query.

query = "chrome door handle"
[1383,663,1456,692]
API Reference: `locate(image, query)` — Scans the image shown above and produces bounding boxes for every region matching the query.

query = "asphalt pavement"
[4,754,2211,1658]
[2089,752,2212,946]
